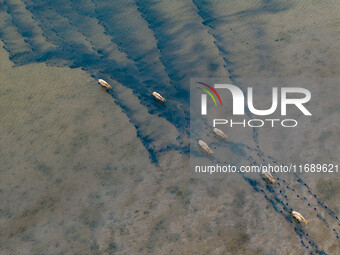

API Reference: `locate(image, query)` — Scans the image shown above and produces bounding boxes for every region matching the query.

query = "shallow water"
[0,0,339,254]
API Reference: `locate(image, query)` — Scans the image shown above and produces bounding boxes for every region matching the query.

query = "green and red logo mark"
[197,82,222,115]
[197,82,223,106]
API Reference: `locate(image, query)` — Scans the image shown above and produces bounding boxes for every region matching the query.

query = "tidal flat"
[0,0,339,254]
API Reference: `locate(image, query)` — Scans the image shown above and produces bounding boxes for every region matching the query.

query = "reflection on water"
[0,0,339,254]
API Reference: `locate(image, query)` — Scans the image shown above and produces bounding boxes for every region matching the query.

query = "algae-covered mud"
[0,0,339,254]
